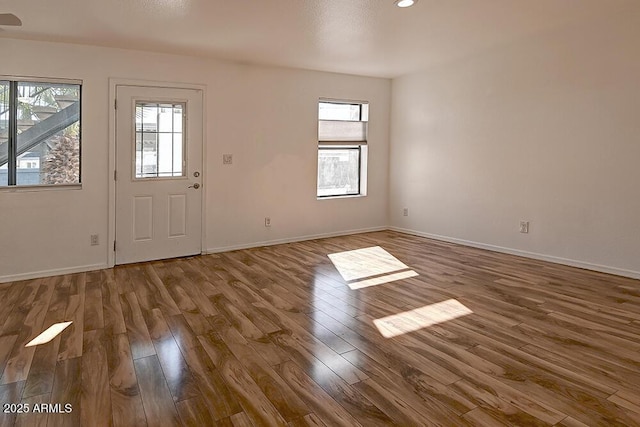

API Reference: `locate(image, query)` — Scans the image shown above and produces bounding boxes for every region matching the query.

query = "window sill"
[0,184,82,193]
[317,194,366,201]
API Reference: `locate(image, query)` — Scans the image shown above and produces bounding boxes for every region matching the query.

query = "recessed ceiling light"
[395,0,417,8]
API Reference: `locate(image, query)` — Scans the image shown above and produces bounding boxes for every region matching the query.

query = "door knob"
[188,183,200,189]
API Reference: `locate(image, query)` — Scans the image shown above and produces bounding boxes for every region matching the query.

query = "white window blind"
[318,120,367,144]
[318,101,368,145]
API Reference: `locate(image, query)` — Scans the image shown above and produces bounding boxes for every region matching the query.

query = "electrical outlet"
[223,154,233,165]
[519,221,529,234]
[265,217,271,227]
[403,208,409,217]
[90,234,99,246]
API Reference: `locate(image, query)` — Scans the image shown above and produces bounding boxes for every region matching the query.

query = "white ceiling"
[1,0,637,78]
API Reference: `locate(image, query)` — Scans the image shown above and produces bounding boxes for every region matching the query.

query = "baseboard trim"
[0,263,109,284]
[389,226,640,280]
[205,226,388,254]
[6,226,637,283]
[1,227,387,284]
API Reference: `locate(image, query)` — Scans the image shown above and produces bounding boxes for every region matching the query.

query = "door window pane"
[135,102,185,178]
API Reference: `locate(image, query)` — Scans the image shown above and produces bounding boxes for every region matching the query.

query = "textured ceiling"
[0,0,637,78]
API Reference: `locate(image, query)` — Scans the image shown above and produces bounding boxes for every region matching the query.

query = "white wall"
[390,11,640,278]
[0,39,390,281]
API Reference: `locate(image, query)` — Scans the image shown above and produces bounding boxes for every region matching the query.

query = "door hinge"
[114,99,117,109]
[114,170,117,181]
[113,241,116,251]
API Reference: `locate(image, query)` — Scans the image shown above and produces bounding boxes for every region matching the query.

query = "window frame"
[0,76,82,190]
[316,99,368,199]
[133,101,186,180]
[317,145,362,198]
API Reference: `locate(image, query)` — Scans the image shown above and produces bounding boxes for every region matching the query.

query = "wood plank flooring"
[1,230,640,426]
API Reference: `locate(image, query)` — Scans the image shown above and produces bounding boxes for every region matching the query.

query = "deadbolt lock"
[193,171,200,177]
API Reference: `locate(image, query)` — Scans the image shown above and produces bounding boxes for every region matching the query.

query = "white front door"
[115,85,203,264]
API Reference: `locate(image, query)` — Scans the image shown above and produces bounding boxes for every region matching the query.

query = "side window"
[317,100,368,198]
[0,79,81,187]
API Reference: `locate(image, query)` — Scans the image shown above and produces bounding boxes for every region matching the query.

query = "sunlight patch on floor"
[25,321,73,347]
[349,269,419,290]
[328,246,418,289]
[373,299,472,338]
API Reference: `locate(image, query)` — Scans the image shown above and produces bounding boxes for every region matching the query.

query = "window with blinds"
[317,100,368,198]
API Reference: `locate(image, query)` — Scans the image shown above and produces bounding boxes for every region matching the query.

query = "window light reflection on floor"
[373,299,472,338]
[349,270,419,290]
[328,246,418,289]
[25,321,73,347]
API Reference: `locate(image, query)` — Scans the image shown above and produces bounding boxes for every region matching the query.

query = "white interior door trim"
[108,78,207,268]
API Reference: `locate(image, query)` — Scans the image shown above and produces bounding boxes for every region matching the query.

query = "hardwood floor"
[1,230,639,426]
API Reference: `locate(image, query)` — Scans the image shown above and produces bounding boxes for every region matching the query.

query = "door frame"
[108,78,207,268]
